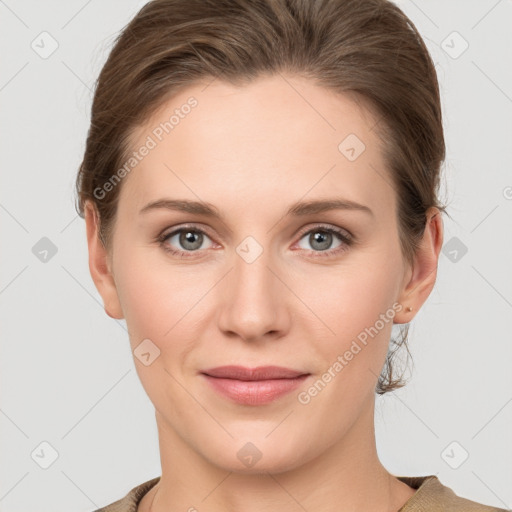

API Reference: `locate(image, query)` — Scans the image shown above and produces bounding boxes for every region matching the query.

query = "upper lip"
[201,365,309,381]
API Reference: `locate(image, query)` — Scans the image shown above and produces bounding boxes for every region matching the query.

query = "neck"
[141,399,416,512]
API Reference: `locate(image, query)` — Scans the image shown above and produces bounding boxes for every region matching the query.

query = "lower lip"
[201,374,309,405]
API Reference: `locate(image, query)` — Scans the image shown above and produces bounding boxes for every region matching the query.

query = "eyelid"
[159,222,216,241]
[159,222,353,242]
[294,222,353,242]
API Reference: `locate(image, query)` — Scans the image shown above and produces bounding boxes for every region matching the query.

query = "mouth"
[201,365,309,380]
[200,365,311,405]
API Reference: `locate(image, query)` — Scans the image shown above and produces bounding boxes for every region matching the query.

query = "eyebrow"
[139,197,374,218]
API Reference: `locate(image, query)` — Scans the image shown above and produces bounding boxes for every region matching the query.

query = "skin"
[85,74,443,512]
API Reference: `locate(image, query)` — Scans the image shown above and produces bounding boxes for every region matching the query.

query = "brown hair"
[75,0,448,394]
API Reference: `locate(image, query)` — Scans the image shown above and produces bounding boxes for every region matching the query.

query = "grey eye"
[297,229,343,252]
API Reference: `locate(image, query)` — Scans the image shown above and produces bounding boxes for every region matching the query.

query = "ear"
[84,200,124,320]
[394,207,444,324]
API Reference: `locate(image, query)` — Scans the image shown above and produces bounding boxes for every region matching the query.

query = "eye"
[158,225,215,257]
[157,223,353,259]
[294,224,353,257]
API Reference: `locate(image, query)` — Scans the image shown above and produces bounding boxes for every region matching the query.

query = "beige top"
[92,474,509,511]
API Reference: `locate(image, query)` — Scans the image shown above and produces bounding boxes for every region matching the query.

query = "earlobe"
[395,207,444,324]
[84,201,124,320]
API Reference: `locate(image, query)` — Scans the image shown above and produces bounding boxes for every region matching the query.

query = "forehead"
[119,74,394,220]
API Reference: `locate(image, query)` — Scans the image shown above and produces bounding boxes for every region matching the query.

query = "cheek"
[114,251,211,350]
[308,263,400,337]
[305,259,402,381]
[113,254,201,402]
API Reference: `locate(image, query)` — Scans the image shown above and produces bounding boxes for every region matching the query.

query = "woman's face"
[87,74,437,473]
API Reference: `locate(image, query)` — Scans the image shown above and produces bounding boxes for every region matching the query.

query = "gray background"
[0,0,511,510]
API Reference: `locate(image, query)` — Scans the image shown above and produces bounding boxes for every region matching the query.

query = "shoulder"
[90,477,161,512]
[397,475,510,512]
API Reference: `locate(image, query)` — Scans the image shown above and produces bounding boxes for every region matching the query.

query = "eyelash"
[156,223,354,259]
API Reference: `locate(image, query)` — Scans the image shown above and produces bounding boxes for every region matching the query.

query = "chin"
[202,435,312,475]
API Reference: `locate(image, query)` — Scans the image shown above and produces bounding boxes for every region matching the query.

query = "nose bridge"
[218,235,287,340]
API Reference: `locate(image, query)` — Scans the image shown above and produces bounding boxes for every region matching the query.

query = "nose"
[217,245,290,343]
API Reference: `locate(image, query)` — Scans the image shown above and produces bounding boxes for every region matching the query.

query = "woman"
[75,0,507,510]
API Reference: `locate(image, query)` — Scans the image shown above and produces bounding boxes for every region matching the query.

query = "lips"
[201,365,308,381]
[200,366,310,405]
